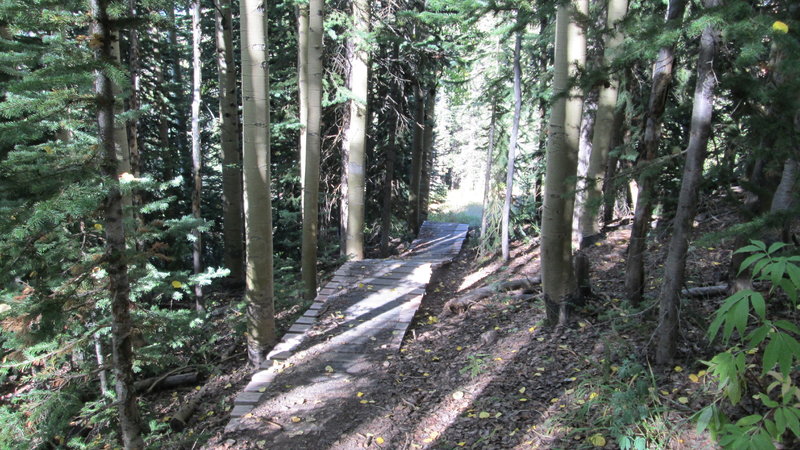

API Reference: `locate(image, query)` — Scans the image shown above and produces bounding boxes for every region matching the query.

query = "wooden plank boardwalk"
[224,221,469,433]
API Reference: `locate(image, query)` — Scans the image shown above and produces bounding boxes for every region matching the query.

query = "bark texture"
[409,82,425,234]
[480,104,497,239]
[345,0,370,260]
[580,0,628,241]
[502,29,522,261]
[301,0,323,298]
[190,0,204,309]
[92,0,144,446]
[240,0,277,366]
[625,0,687,305]
[655,0,721,364]
[541,2,585,326]
[215,0,244,284]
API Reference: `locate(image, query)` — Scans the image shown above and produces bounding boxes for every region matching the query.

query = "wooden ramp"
[225,221,469,432]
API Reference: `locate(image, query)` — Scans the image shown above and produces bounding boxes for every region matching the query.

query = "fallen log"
[681,284,729,298]
[169,382,210,432]
[441,277,541,318]
[134,372,199,394]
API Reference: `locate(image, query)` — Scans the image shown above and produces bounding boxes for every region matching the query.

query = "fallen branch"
[681,284,729,298]
[440,277,541,318]
[169,382,210,431]
[134,371,199,394]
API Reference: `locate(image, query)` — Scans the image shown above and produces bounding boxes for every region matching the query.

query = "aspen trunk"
[301,0,323,298]
[501,28,522,261]
[542,1,586,326]
[625,0,687,305]
[655,0,721,364]
[480,103,497,239]
[580,0,628,240]
[190,0,204,310]
[240,0,276,367]
[345,0,369,260]
[92,0,144,446]
[215,0,244,284]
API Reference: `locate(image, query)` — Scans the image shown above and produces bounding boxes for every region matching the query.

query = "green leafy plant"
[459,353,490,377]
[698,240,800,449]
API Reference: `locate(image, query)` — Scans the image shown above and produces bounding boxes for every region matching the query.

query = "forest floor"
[149,200,778,449]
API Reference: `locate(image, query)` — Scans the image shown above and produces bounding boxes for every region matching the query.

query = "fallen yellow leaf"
[588,433,606,447]
[674,366,683,372]
[325,366,334,373]
[689,374,699,383]
[357,392,364,397]
[452,391,464,400]
[519,387,526,394]
[678,397,689,404]
[291,416,302,423]
[478,411,490,419]
[375,437,385,445]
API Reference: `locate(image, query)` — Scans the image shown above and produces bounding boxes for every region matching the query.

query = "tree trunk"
[301,0,323,299]
[480,103,497,239]
[240,0,277,367]
[542,2,586,326]
[655,0,721,365]
[380,115,398,257]
[92,0,144,446]
[345,0,369,260]
[573,91,597,246]
[215,0,244,284]
[190,0,204,310]
[624,0,687,305]
[602,109,625,225]
[580,0,628,240]
[126,0,140,181]
[420,85,436,222]
[501,27,522,261]
[409,82,425,234]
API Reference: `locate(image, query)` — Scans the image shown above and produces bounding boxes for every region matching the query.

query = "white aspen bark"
[190,0,204,310]
[345,0,370,260]
[501,27,523,261]
[301,0,323,298]
[580,0,628,240]
[240,0,276,366]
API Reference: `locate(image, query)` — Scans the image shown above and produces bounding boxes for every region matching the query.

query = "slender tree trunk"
[92,1,144,446]
[94,333,108,396]
[126,0,140,180]
[419,85,436,222]
[480,103,497,238]
[580,0,628,240]
[168,6,189,187]
[573,92,596,246]
[380,115,398,257]
[345,0,369,260]
[215,0,244,284]
[339,38,353,255]
[502,28,523,261]
[624,0,687,305]
[655,0,721,364]
[301,0,323,298]
[297,3,309,197]
[240,0,276,367]
[770,157,798,242]
[409,82,425,234]
[602,109,625,225]
[542,1,586,325]
[190,0,204,310]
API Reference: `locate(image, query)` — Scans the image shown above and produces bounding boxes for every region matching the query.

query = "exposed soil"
[168,203,797,449]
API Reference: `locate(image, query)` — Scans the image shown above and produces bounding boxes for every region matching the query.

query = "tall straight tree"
[240,0,277,366]
[190,0,204,310]
[501,25,522,261]
[345,0,370,259]
[579,0,628,241]
[91,0,144,446]
[409,81,425,234]
[215,0,244,284]
[480,103,497,240]
[624,0,687,305]
[301,0,323,299]
[541,0,587,325]
[655,0,721,364]
[419,85,436,223]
